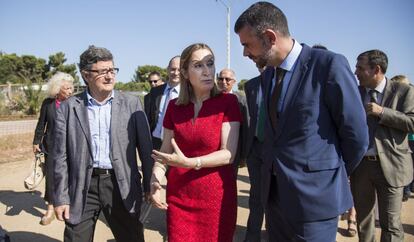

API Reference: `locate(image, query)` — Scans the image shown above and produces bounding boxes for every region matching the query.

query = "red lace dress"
[163,93,242,242]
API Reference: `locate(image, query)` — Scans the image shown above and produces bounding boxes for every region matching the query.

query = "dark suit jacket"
[145,83,167,133]
[261,44,369,222]
[52,90,153,224]
[244,74,263,156]
[33,98,56,154]
[359,81,414,187]
[232,91,249,166]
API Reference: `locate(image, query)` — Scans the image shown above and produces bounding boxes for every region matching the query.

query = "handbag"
[24,152,45,190]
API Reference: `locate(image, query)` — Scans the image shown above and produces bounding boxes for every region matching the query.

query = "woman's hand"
[151,138,194,168]
[150,180,168,210]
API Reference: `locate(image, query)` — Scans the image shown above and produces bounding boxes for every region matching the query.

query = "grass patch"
[0,132,34,163]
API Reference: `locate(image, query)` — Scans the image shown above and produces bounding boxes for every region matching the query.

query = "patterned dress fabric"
[163,93,242,242]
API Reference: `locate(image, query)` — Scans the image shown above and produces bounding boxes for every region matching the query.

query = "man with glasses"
[144,71,164,120]
[217,68,248,170]
[147,71,164,88]
[145,56,180,150]
[52,45,153,242]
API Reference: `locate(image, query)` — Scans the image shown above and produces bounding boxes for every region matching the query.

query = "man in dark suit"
[243,66,266,242]
[234,2,369,241]
[351,49,414,242]
[217,68,248,168]
[145,56,180,150]
[52,45,153,242]
[144,71,164,118]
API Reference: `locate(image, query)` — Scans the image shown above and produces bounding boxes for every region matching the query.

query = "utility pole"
[216,0,230,69]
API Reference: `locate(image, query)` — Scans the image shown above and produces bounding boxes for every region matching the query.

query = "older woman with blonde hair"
[33,71,74,225]
[150,43,242,242]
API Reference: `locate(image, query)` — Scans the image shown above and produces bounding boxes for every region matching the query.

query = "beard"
[250,38,272,68]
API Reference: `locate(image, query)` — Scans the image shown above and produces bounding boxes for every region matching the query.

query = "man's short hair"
[148,71,161,77]
[78,45,113,71]
[234,1,290,37]
[357,49,388,74]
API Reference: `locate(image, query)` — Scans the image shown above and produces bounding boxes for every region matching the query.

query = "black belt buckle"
[365,155,378,161]
[92,168,113,176]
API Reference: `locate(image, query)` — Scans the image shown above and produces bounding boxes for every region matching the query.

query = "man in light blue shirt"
[145,56,181,150]
[53,45,153,242]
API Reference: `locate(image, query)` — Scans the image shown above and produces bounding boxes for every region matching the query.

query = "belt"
[363,155,380,161]
[92,168,114,176]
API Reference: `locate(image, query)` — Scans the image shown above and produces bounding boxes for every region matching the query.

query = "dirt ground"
[1,159,413,242]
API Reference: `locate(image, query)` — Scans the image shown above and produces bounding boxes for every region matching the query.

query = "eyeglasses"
[87,68,119,76]
[217,77,234,82]
[148,79,160,84]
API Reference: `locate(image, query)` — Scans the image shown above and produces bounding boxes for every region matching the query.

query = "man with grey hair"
[52,45,153,242]
[217,68,248,169]
[235,2,368,241]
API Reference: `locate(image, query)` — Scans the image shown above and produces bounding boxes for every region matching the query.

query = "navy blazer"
[244,74,264,156]
[261,44,369,222]
[145,83,167,133]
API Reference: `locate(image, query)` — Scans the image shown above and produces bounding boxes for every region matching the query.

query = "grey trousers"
[350,159,404,242]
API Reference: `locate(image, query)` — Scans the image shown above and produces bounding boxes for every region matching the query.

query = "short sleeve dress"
[163,93,242,242]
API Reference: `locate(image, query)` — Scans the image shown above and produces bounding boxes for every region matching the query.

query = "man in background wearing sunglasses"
[144,71,164,121]
[217,68,248,171]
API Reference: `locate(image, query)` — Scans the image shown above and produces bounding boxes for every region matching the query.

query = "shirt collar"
[365,77,386,94]
[279,39,302,72]
[87,89,114,105]
[166,83,180,93]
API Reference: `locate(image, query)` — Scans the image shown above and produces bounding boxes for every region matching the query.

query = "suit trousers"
[64,173,144,242]
[266,175,338,242]
[244,139,265,242]
[350,159,404,242]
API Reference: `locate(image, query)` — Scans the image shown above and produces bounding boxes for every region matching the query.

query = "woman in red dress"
[150,43,242,242]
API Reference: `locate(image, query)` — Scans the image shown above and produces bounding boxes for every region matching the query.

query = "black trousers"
[64,173,144,242]
[244,139,265,242]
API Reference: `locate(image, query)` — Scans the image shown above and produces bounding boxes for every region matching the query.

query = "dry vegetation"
[0,132,33,163]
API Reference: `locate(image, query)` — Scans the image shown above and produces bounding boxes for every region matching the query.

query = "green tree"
[132,65,167,82]
[0,54,47,84]
[115,81,150,92]
[238,79,248,91]
[0,52,79,85]
[11,74,45,115]
[46,52,79,84]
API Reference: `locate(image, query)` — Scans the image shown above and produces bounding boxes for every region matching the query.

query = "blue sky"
[1,0,413,84]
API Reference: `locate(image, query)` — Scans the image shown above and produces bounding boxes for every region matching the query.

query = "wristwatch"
[194,157,202,170]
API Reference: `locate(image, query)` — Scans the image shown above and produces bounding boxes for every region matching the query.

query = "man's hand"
[55,205,70,221]
[366,102,383,117]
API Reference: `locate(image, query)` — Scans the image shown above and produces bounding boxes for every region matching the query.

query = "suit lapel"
[110,91,121,161]
[274,45,310,140]
[74,91,93,156]
[154,84,166,123]
[381,78,395,107]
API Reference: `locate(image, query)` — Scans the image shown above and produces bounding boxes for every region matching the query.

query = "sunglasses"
[149,79,161,84]
[217,77,234,82]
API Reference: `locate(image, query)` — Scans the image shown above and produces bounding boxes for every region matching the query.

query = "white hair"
[47,72,74,98]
